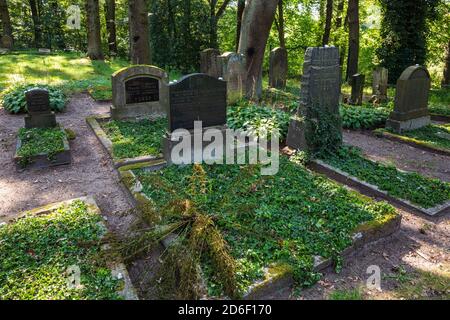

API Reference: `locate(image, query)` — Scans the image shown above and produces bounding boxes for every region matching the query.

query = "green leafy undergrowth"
[386,124,450,151]
[320,146,450,208]
[17,127,66,166]
[340,104,390,130]
[100,118,167,159]
[429,88,450,117]
[328,288,364,300]
[0,200,121,300]
[1,83,66,114]
[132,156,396,297]
[227,101,291,140]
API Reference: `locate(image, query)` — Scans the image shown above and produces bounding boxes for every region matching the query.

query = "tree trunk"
[29,0,41,48]
[322,0,333,46]
[346,0,359,81]
[129,0,151,64]
[209,0,231,49]
[238,0,279,100]
[442,40,450,88]
[0,0,12,48]
[235,0,245,51]
[335,0,344,28]
[105,0,117,56]
[277,0,285,48]
[85,0,104,60]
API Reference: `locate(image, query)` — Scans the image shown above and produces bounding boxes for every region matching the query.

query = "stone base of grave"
[163,125,238,165]
[386,115,431,133]
[14,127,71,170]
[286,117,307,150]
[24,112,57,129]
[110,104,166,121]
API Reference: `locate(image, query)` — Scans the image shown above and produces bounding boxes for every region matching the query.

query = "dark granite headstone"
[168,74,227,131]
[286,47,342,152]
[24,88,56,128]
[386,65,431,133]
[111,65,169,120]
[269,47,288,89]
[349,73,365,105]
[200,48,221,78]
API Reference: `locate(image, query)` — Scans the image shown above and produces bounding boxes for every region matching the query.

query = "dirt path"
[1,98,448,300]
[0,94,135,236]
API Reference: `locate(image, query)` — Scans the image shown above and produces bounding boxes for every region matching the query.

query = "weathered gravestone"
[200,48,221,78]
[38,48,52,54]
[163,74,227,163]
[269,47,288,89]
[386,65,431,133]
[219,52,246,104]
[111,65,169,120]
[0,35,12,50]
[286,47,342,152]
[349,73,365,105]
[24,88,57,128]
[371,67,388,103]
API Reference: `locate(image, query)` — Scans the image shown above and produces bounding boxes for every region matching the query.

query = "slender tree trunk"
[346,0,359,81]
[85,0,103,60]
[322,0,333,46]
[277,0,285,48]
[238,0,279,100]
[105,0,117,56]
[335,0,344,28]
[235,0,245,52]
[129,0,151,64]
[443,40,450,88]
[0,0,12,48]
[29,0,41,48]
[209,0,231,49]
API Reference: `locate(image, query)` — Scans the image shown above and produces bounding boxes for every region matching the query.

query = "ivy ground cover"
[320,147,450,209]
[132,155,397,297]
[100,117,167,160]
[0,200,121,300]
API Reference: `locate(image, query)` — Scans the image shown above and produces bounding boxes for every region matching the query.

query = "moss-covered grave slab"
[118,157,401,299]
[0,196,138,300]
[86,114,165,168]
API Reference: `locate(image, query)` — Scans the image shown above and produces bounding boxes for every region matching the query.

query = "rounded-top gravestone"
[24,88,57,128]
[386,65,431,133]
[111,65,169,121]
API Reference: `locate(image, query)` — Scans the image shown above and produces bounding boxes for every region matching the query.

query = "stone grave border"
[14,126,71,170]
[5,196,139,300]
[308,159,450,217]
[86,114,165,168]
[118,160,401,300]
[430,114,450,122]
[374,129,450,157]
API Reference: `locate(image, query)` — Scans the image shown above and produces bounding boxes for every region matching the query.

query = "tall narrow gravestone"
[386,65,431,133]
[219,52,246,104]
[163,74,227,164]
[349,73,365,105]
[286,47,342,152]
[372,67,388,103]
[269,47,288,89]
[111,65,169,120]
[200,48,221,78]
[24,88,57,128]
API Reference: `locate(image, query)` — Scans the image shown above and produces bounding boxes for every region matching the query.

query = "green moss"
[320,146,450,208]
[386,124,450,152]
[131,155,396,295]
[329,288,364,300]
[17,127,66,167]
[100,118,167,160]
[0,200,121,300]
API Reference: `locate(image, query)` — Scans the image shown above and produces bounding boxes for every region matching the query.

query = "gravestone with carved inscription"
[269,47,288,89]
[349,73,365,105]
[200,48,221,78]
[163,73,228,164]
[286,46,342,152]
[371,67,388,103]
[219,52,246,104]
[386,65,431,133]
[24,88,57,128]
[111,65,169,120]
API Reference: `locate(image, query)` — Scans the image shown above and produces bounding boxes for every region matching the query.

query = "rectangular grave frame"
[86,114,166,169]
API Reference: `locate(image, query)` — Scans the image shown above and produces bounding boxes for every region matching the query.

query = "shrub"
[340,104,390,130]
[1,84,67,114]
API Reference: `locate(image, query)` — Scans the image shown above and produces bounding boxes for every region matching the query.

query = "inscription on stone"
[125,77,159,104]
[26,89,51,113]
[168,74,227,131]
